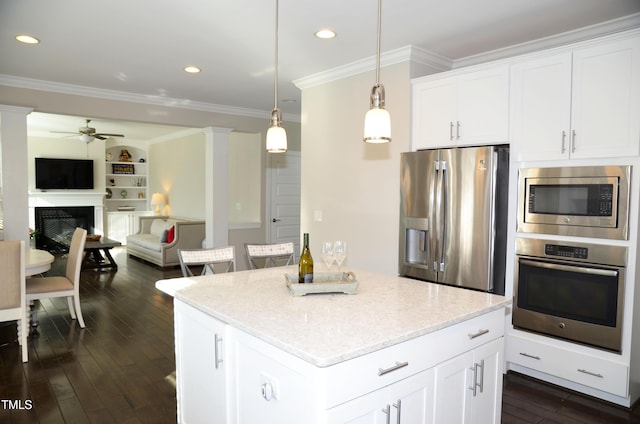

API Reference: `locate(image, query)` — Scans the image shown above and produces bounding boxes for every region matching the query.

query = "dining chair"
[0,240,28,362]
[27,227,87,329]
[178,246,236,277]
[244,241,295,269]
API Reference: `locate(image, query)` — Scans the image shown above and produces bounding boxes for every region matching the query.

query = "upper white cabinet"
[412,65,509,150]
[511,36,640,162]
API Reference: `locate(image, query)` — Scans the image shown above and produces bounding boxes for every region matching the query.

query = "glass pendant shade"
[266,108,287,153]
[364,107,391,143]
[363,82,391,143]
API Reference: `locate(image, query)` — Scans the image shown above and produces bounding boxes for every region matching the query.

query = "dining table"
[26,247,54,276]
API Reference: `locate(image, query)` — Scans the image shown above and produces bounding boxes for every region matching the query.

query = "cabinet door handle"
[468,360,484,397]
[561,130,567,153]
[578,368,604,378]
[450,121,454,140]
[571,130,576,153]
[469,364,478,397]
[519,352,541,360]
[214,334,223,369]
[477,359,485,394]
[468,329,489,339]
[378,361,409,376]
[381,405,391,424]
[392,400,402,423]
[456,121,461,140]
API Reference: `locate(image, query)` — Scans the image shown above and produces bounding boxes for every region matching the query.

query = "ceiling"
[1,0,640,138]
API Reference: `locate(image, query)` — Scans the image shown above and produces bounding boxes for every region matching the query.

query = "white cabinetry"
[326,368,434,423]
[506,332,629,399]
[433,337,503,424]
[174,301,229,424]
[105,211,152,244]
[105,144,149,211]
[511,36,640,161]
[412,65,509,150]
[215,307,505,424]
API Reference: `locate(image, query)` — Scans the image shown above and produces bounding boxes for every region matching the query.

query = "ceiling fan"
[51,119,125,143]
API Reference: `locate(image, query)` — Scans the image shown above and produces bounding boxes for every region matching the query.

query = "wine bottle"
[298,233,314,283]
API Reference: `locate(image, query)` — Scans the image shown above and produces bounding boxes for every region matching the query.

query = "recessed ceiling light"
[184,66,201,74]
[15,34,40,44]
[315,29,336,39]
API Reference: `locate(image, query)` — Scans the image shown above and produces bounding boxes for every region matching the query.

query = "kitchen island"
[156,266,511,424]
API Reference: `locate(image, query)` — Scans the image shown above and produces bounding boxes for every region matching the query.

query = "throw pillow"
[160,229,169,243]
[167,225,175,243]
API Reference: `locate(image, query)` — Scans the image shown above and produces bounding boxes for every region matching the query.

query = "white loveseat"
[126,216,205,267]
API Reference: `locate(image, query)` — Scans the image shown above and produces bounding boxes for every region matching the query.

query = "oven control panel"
[544,244,588,259]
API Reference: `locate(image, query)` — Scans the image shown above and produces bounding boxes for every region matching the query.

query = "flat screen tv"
[35,158,94,190]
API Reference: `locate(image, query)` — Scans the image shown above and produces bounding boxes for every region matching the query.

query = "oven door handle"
[519,259,619,277]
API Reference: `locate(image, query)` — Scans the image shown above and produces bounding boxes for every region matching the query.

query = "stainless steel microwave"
[517,165,631,240]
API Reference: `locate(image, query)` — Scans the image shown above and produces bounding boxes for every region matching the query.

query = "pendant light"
[363,0,391,143]
[266,0,287,153]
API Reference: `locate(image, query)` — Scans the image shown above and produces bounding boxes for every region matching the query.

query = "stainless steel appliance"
[513,237,626,352]
[399,145,509,294]
[517,165,631,240]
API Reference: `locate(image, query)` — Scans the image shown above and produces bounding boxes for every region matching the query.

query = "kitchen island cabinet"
[157,267,510,423]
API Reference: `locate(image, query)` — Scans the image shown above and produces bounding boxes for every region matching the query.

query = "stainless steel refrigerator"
[399,145,509,294]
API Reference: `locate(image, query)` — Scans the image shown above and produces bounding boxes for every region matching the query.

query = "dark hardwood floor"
[1,247,639,423]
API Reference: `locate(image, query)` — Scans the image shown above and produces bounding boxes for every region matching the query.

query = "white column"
[204,127,232,248]
[0,105,33,246]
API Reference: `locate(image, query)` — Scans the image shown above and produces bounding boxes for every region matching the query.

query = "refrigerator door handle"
[435,160,447,275]
[429,160,440,272]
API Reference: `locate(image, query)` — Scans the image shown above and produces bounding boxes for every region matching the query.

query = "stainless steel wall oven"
[513,238,626,352]
[517,165,631,240]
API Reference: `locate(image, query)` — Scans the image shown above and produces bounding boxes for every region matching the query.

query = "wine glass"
[321,242,334,271]
[334,240,347,274]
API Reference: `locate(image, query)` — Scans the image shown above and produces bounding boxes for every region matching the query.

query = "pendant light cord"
[274,0,279,109]
[375,0,381,85]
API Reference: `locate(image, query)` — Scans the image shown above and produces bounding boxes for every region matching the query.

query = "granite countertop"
[156,266,511,367]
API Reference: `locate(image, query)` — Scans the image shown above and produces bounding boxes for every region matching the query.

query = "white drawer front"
[322,308,505,408]
[506,334,629,398]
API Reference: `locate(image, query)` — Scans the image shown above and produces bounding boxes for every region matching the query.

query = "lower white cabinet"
[106,211,152,243]
[433,337,503,424]
[326,368,435,423]
[174,301,229,424]
[174,300,506,424]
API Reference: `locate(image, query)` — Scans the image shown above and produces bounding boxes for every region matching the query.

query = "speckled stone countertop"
[156,266,511,368]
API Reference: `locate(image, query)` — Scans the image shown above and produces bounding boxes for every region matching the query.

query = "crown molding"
[0,74,301,124]
[454,13,640,68]
[295,13,640,89]
[293,45,452,90]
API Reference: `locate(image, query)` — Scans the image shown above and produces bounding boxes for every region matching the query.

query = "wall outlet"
[314,210,323,222]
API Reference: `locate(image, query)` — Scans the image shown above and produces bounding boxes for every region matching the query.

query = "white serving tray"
[285,272,358,296]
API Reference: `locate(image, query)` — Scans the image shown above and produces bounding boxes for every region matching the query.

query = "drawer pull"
[519,352,541,360]
[578,368,603,378]
[378,361,409,376]
[468,329,489,339]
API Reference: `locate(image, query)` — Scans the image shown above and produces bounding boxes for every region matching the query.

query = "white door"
[268,151,301,255]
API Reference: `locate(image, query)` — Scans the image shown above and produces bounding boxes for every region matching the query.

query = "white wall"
[300,62,412,275]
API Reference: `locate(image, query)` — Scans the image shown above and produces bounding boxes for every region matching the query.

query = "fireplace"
[35,206,94,253]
